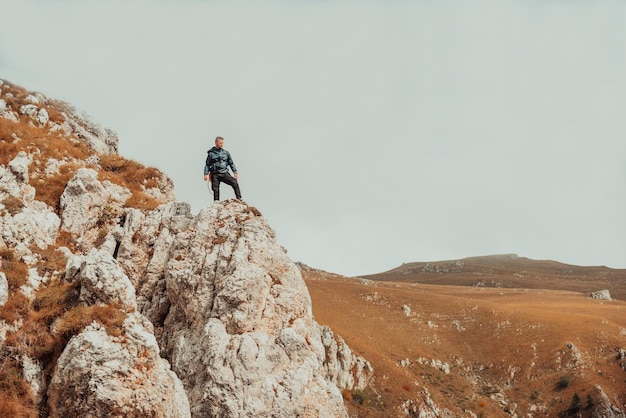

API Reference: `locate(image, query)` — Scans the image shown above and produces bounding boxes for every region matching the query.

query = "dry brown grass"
[0,357,38,418]
[0,248,29,288]
[0,81,32,111]
[124,191,163,211]
[98,154,165,211]
[30,245,68,276]
[30,163,82,211]
[1,195,24,216]
[0,119,90,166]
[0,291,30,324]
[30,164,80,213]
[55,230,78,253]
[99,154,163,190]
[303,266,626,417]
[56,304,127,338]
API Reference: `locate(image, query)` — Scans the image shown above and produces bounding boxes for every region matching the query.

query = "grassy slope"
[303,260,626,417]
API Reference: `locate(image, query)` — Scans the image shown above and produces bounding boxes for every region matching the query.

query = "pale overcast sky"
[1,0,624,276]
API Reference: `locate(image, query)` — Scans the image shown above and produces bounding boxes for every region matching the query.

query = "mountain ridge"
[362,254,626,301]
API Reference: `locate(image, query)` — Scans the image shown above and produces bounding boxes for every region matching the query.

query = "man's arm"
[204,154,211,181]
[227,151,238,179]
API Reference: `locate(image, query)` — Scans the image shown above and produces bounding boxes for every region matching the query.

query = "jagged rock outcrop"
[0,152,61,253]
[59,168,111,233]
[47,250,190,417]
[66,248,137,309]
[48,313,190,418]
[591,385,626,418]
[320,325,372,390]
[1,80,371,417]
[116,200,372,417]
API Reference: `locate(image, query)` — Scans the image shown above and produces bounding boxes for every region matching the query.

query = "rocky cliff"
[0,80,372,417]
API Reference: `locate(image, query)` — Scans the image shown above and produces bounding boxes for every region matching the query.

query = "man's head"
[215,136,224,149]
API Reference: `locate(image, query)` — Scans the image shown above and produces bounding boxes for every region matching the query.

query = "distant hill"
[362,254,626,301]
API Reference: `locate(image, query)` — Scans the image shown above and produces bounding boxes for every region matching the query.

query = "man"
[204,136,242,201]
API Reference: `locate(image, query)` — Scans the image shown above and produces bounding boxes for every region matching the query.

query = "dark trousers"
[211,172,241,201]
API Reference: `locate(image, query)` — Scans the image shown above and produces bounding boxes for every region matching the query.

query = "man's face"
[215,138,224,149]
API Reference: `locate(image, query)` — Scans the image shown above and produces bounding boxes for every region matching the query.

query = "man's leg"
[211,174,221,201]
[221,173,242,199]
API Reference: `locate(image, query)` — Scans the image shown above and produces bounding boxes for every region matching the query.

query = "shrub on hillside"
[556,375,570,389]
[568,393,583,414]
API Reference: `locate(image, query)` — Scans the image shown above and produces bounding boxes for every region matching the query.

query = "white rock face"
[66,249,137,310]
[2,205,61,251]
[20,103,38,117]
[591,289,612,301]
[319,325,373,390]
[120,200,372,418]
[0,151,32,198]
[0,272,8,306]
[59,168,110,233]
[60,104,119,155]
[1,154,61,252]
[22,355,46,404]
[37,107,49,125]
[48,314,191,418]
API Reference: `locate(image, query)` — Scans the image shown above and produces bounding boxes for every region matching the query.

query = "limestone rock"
[59,168,112,233]
[0,272,8,306]
[37,108,49,125]
[47,313,190,418]
[320,324,373,390]
[591,385,625,418]
[22,355,46,404]
[58,103,119,155]
[591,289,612,301]
[2,204,61,252]
[20,103,38,117]
[119,203,194,324]
[0,151,32,199]
[66,249,136,310]
[142,200,368,417]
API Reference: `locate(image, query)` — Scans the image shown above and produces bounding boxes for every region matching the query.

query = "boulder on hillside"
[590,289,612,301]
[59,168,111,233]
[65,249,137,310]
[47,313,190,418]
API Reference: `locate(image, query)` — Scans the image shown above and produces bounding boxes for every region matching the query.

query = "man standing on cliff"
[203,136,242,201]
